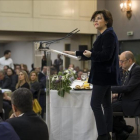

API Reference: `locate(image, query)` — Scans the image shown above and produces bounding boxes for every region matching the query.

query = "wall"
[0,32,92,70]
[0,0,97,34]
[105,0,140,40]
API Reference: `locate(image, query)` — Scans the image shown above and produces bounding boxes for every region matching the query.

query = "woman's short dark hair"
[11,88,33,113]
[91,9,113,28]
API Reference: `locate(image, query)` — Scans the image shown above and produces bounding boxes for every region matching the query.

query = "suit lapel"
[125,64,136,85]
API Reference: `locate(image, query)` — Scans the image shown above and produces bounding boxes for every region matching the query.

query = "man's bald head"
[120,51,135,70]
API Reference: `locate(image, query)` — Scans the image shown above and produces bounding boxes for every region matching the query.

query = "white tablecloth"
[46,90,97,140]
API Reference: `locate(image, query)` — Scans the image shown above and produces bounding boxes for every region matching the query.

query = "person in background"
[59,65,63,72]
[0,50,14,70]
[42,66,47,76]
[21,64,29,74]
[6,68,17,91]
[68,64,74,70]
[74,66,80,74]
[15,64,21,71]
[3,65,9,74]
[29,71,40,99]
[53,54,63,73]
[30,63,34,73]
[77,70,83,80]
[16,71,30,89]
[6,88,49,140]
[0,70,11,89]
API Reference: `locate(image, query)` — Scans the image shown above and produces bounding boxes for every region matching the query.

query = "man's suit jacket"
[0,76,11,89]
[6,111,49,140]
[112,64,140,116]
[76,27,120,86]
[0,122,20,140]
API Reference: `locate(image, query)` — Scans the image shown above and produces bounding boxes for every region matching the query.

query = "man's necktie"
[118,71,129,100]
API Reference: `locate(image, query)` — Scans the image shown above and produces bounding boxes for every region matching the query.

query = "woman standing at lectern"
[64,10,119,140]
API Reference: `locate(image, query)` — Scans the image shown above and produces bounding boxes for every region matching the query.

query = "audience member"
[3,65,9,74]
[16,71,30,89]
[30,71,40,99]
[0,70,11,89]
[6,88,49,140]
[53,54,63,73]
[21,64,29,74]
[14,64,21,71]
[74,66,80,74]
[59,65,63,72]
[0,50,14,70]
[111,51,140,139]
[42,66,47,76]
[77,70,83,80]
[68,64,74,70]
[6,68,17,91]
[0,122,20,140]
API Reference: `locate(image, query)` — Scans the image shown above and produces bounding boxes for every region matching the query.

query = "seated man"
[111,51,140,140]
[0,121,20,140]
[6,88,49,140]
[0,70,11,89]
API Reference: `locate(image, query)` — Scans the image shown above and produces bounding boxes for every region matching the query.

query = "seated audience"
[3,65,9,74]
[77,70,83,80]
[0,70,11,89]
[21,64,29,74]
[6,88,49,140]
[30,71,40,99]
[6,68,17,91]
[16,71,30,89]
[68,64,74,70]
[111,51,140,139]
[0,122,20,140]
[74,66,80,74]
[14,64,21,71]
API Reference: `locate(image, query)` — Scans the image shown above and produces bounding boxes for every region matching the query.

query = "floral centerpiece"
[50,69,77,97]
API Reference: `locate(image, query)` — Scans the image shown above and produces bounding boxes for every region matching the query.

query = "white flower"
[64,70,69,74]
[66,73,69,79]
[62,76,65,81]
[73,70,76,74]
[52,75,59,81]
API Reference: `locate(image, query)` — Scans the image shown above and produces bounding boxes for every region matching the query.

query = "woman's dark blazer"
[76,27,120,86]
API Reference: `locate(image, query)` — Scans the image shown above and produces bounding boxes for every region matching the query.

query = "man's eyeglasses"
[119,59,128,64]
[92,17,102,22]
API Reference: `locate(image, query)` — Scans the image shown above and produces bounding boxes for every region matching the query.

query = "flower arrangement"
[50,69,77,97]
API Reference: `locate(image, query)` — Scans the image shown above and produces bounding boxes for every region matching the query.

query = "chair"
[113,112,140,140]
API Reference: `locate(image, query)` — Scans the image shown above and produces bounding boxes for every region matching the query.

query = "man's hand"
[10,113,16,118]
[63,51,76,56]
[83,50,91,58]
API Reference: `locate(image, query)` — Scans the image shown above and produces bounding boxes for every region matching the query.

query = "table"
[46,89,97,140]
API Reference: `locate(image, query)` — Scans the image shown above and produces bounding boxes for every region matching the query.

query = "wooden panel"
[0,1,32,17]
[34,1,74,18]
[79,1,96,20]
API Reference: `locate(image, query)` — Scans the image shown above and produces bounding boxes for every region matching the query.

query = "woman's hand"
[83,50,92,58]
[63,51,76,56]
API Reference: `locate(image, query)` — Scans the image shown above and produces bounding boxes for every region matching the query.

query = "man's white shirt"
[0,56,14,70]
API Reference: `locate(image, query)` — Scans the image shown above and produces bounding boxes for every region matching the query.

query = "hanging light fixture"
[120,0,132,19]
